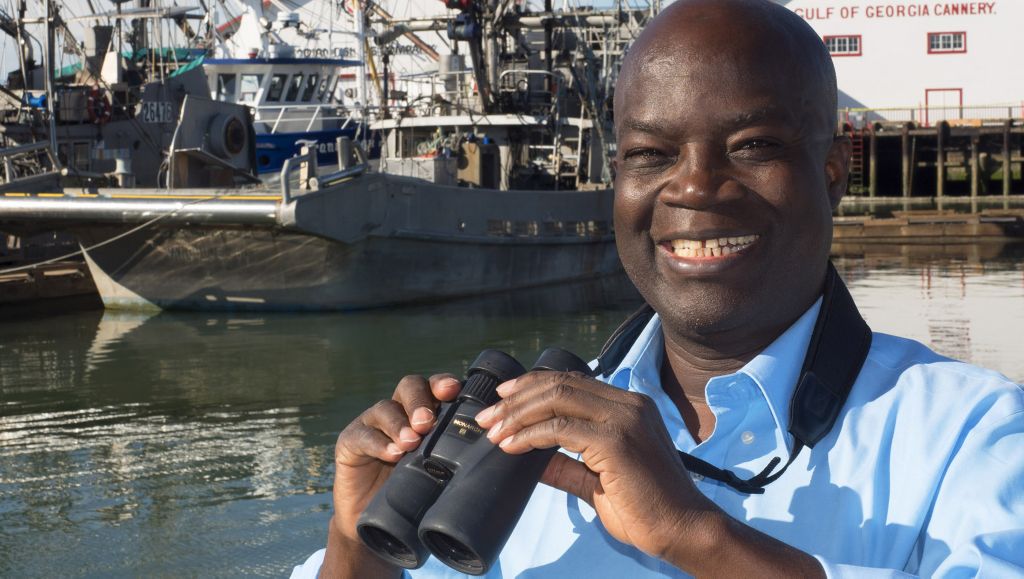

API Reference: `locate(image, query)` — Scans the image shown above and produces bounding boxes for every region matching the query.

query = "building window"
[824,35,862,57]
[928,32,966,54]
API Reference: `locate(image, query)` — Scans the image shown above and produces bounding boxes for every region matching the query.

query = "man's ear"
[825,136,851,210]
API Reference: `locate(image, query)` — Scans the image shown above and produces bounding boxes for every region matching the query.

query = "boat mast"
[355,0,368,145]
[41,0,58,162]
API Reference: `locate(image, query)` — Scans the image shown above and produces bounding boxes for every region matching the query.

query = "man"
[294,0,1024,576]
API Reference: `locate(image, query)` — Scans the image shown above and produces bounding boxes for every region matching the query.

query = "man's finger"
[477,371,623,428]
[336,423,405,465]
[428,373,462,401]
[484,383,616,442]
[362,399,423,451]
[541,452,600,510]
[494,414,604,457]
[393,375,442,435]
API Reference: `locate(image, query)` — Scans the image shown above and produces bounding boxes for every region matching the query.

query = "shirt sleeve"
[819,407,1024,578]
[289,548,325,579]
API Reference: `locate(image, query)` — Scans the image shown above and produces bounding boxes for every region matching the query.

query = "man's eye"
[738,139,778,150]
[623,149,671,167]
[731,138,783,160]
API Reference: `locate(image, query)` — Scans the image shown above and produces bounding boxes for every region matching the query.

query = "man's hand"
[320,373,461,578]
[473,371,713,561]
[474,371,825,578]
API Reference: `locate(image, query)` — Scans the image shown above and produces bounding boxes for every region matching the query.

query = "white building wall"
[781,0,1023,121]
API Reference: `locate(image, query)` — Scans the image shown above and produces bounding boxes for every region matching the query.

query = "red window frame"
[823,34,862,57]
[927,31,967,54]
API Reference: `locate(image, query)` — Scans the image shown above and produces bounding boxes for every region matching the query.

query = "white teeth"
[668,234,759,258]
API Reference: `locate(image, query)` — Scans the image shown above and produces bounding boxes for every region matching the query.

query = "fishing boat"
[0,1,655,311]
[0,0,256,189]
[205,0,369,174]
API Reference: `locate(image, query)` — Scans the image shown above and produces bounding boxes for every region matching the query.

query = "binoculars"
[356,348,591,575]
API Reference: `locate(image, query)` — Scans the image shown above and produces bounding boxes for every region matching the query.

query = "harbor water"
[2,247,1022,577]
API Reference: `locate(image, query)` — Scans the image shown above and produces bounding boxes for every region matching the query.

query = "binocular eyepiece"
[356,348,592,575]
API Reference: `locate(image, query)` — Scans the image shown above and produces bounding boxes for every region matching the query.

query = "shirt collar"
[607,297,824,445]
[738,297,823,445]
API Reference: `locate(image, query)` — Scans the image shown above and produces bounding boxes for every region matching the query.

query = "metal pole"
[42,0,59,164]
[936,121,947,198]
[354,0,369,150]
[1003,120,1012,197]
[868,124,877,197]
[901,123,911,197]
[969,134,979,199]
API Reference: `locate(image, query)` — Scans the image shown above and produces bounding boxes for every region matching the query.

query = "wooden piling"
[970,135,980,198]
[936,121,947,198]
[868,124,878,197]
[901,123,911,197]
[1004,120,1012,197]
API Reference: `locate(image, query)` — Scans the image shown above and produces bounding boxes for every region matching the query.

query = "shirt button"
[741,431,755,445]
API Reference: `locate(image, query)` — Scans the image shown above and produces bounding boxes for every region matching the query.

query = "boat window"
[302,73,319,101]
[217,74,237,100]
[267,74,287,102]
[239,74,264,102]
[315,77,329,101]
[333,73,346,103]
[285,74,304,101]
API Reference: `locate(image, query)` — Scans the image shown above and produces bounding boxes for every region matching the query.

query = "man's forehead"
[616,1,834,135]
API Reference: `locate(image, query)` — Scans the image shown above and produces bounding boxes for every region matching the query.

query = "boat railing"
[840,103,1024,128]
[280,137,368,202]
[256,103,356,134]
[280,147,318,203]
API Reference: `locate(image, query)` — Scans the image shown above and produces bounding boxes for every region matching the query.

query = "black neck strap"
[592,262,872,494]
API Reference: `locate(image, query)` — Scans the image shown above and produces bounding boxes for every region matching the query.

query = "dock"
[833,209,1024,244]
[843,116,1023,198]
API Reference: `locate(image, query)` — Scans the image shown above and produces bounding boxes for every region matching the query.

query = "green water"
[1,251,1022,577]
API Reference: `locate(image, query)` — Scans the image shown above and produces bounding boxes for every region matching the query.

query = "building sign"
[794,1,996,20]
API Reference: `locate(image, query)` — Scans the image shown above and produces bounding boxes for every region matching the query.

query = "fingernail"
[475,406,494,424]
[496,378,517,396]
[386,443,402,455]
[439,377,460,390]
[499,435,514,449]
[399,427,420,443]
[486,420,503,440]
[411,407,434,426]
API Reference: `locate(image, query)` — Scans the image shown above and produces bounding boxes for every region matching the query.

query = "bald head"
[616,0,838,137]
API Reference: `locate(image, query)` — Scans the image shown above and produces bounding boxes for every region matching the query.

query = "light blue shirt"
[293,299,1024,578]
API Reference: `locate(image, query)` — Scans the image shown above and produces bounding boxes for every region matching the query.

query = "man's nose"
[658,146,743,209]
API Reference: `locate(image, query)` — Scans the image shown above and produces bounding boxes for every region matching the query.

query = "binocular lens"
[360,526,417,566]
[421,530,484,574]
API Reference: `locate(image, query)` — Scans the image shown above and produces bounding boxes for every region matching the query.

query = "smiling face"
[613,0,850,347]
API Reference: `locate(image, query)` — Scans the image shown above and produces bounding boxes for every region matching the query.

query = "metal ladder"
[849,131,865,193]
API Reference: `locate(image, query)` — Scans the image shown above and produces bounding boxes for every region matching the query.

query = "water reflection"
[1,255,1022,577]
[834,242,1024,380]
[0,274,642,577]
